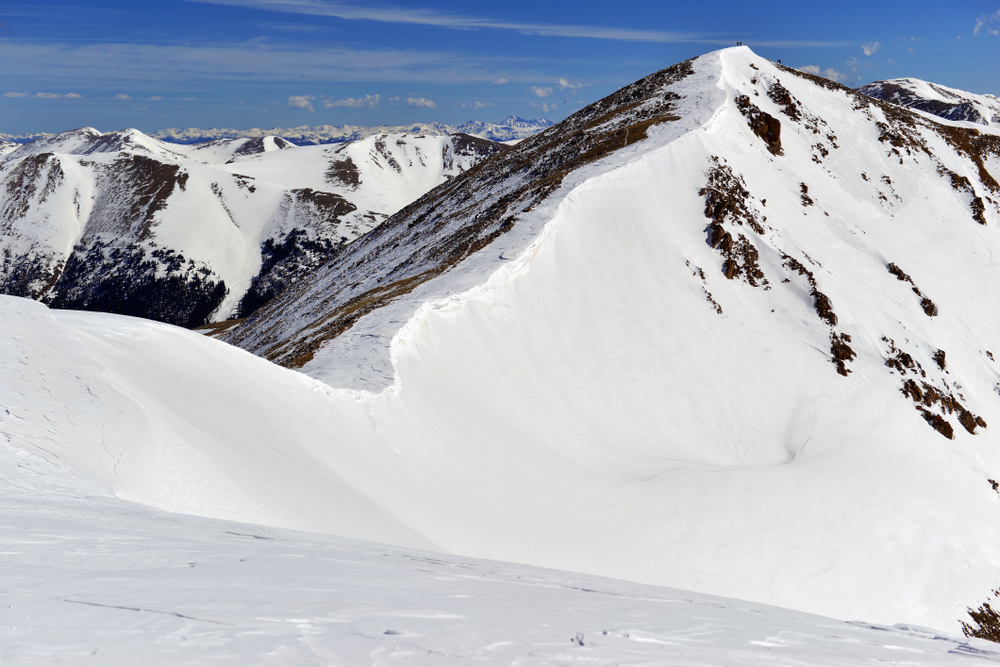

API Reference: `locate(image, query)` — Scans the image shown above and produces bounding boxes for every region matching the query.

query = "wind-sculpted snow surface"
[6,46,1000,637]
[6,433,999,664]
[0,128,503,326]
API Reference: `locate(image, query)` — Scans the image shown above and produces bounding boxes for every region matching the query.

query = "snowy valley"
[5,45,1000,663]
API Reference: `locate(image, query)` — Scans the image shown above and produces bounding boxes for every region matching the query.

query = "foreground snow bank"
[3,437,999,665]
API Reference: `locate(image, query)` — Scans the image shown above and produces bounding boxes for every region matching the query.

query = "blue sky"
[2,1,999,135]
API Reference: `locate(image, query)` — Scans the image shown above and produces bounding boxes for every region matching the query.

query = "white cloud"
[65,92,82,99]
[530,86,554,98]
[148,95,162,101]
[2,91,30,97]
[0,40,519,87]
[35,92,60,98]
[555,77,586,93]
[288,95,316,111]
[322,94,379,108]
[184,0,709,44]
[862,41,880,56]
[388,95,401,102]
[456,100,493,109]
[822,68,847,82]
[406,97,436,108]
[182,96,196,101]
[974,9,1000,36]
[114,94,132,100]
[492,78,508,84]
[797,65,846,82]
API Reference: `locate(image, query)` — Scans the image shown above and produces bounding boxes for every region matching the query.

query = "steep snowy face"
[220,56,706,378]
[0,128,504,326]
[858,78,1000,129]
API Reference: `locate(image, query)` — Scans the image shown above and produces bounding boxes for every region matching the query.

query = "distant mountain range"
[0,116,554,147]
[0,126,504,327]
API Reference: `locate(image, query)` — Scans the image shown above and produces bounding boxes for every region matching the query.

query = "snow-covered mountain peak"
[858,77,1000,129]
[151,116,554,146]
[202,46,1000,630]
[1,126,103,162]
[6,45,1000,640]
[0,126,505,326]
[191,134,296,163]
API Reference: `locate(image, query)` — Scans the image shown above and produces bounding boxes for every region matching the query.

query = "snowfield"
[5,45,1000,660]
[6,433,1000,665]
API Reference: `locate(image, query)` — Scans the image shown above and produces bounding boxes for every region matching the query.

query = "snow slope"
[5,45,1000,637]
[6,429,998,664]
[859,78,1000,130]
[0,128,503,326]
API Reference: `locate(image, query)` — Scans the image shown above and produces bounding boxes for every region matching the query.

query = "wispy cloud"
[0,40,519,85]
[406,97,435,108]
[492,78,508,85]
[3,91,82,99]
[861,41,880,56]
[797,65,847,82]
[288,94,315,111]
[322,94,379,108]
[530,86,554,98]
[148,95,163,101]
[114,93,132,100]
[183,0,708,43]
[456,100,493,109]
[974,9,1000,36]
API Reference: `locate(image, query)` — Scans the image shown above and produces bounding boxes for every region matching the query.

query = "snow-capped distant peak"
[151,116,553,146]
[858,78,1000,129]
